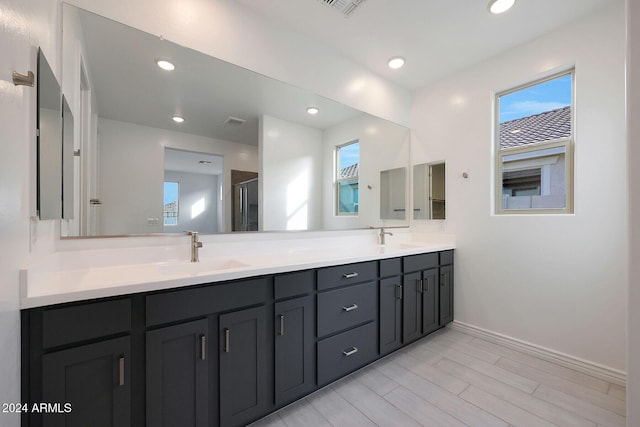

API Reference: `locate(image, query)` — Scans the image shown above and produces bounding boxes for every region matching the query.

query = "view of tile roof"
[500,106,571,149]
[340,163,359,179]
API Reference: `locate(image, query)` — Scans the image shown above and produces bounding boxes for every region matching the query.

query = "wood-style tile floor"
[250,327,626,427]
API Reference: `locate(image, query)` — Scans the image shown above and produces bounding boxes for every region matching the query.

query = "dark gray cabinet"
[379,276,402,355]
[440,263,454,325]
[146,319,209,427]
[41,336,131,427]
[219,305,268,427]
[274,296,315,405]
[402,251,451,344]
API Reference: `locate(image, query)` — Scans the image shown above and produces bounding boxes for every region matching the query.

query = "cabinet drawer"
[42,299,131,349]
[403,253,438,273]
[440,250,454,265]
[274,270,315,300]
[317,322,377,385]
[146,277,268,326]
[380,258,401,278]
[317,281,376,337]
[317,261,377,291]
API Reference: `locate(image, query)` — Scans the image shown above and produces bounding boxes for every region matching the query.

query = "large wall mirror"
[60,4,410,237]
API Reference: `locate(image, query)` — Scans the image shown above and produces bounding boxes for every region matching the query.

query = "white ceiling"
[164,148,224,175]
[234,0,620,90]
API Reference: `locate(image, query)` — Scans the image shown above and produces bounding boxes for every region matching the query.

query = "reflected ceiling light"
[388,57,405,69]
[488,0,515,14]
[306,107,319,115]
[172,115,185,123]
[156,59,175,71]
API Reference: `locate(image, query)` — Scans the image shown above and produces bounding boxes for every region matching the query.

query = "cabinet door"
[379,277,402,355]
[421,268,439,335]
[146,319,209,427]
[42,336,130,427]
[440,264,454,325]
[219,305,268,427]
[274,296,315,405]
[402,272,422,344]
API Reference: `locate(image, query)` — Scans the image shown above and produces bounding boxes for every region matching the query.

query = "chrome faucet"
[379,227,393,245]
[185,231,203,262]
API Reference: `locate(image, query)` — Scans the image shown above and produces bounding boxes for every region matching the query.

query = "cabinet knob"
[342,347,358,357]
[342,304,359,312]
[118,356,125,386]
[278,315,285,336]
[224,328,230,353]
[200,335,206,360]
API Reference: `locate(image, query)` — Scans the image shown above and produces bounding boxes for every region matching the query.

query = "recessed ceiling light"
[306,107,319,115]
[156,59,175,71]
[488,0,516,14]
[388,57,405,69]
[172,115,185,123]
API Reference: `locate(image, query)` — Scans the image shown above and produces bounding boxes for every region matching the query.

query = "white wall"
[0,0,58,423]
[260,115,322,231]
[627,0,639,420]
[98,118,257,235]
[411,4,627,372]
[164,170,220,234]
[322,114,410,230]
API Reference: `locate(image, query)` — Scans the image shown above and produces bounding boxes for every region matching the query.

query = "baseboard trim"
[449,320,626,387]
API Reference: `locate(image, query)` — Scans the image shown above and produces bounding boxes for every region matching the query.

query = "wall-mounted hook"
[12,70,34,87]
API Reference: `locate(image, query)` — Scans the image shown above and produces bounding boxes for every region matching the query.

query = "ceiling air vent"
[224,116,246,126]
[318,0,367,18]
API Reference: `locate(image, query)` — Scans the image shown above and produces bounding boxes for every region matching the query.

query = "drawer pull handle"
[224,328,230,353]
[343,347,359,357]
[417,279,423,293]
[424,278,429,293]
[200,335,206,360]
[343,272,359,279]
[396,284,403,300]
[278,314,285,336]
[118,356,125,386]
[342,304,359,312]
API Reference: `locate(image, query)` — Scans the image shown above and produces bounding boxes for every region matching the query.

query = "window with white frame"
[496,71,574,214]
[336,140,359,215]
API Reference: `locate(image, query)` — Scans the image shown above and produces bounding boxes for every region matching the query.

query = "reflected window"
[496,71,574,214]
[163,181,179,226]
[336,141,359,215]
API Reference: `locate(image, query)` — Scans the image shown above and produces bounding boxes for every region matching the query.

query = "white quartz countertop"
[20,236,455,309]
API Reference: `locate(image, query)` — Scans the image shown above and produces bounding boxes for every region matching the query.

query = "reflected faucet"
[185,231,203,262]
[379,228,393,245]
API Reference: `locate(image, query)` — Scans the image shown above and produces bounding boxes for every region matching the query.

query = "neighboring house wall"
[411,4,627,372]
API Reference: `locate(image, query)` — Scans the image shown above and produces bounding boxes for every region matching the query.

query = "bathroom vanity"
[20,245,453,427]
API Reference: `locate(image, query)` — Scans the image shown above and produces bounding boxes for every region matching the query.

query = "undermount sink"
[155,259,250,275]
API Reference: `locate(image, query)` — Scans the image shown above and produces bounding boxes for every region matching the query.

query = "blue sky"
[339,142,360,168]
[164,182,179,205]
[499,74,572,123]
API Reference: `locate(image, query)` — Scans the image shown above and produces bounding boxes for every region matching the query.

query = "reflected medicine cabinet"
[37,48,63,220]
[413,162,445,220]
